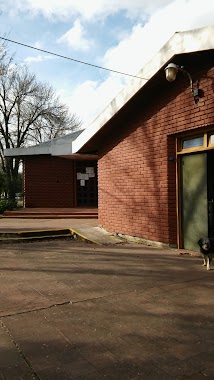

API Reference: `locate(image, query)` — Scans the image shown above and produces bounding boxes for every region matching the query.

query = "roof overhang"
[4,25,214,160]
[72,25,214,154]
[4,129,90,159]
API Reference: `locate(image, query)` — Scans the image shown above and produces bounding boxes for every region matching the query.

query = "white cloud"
[103,0,214,76]
[59,75,126,127]
[57,20,92,51]
[3,0,214,126]
[33,41,43,49]
[24,54,55,64]
[62,0,214,125]
[2,0,172,21]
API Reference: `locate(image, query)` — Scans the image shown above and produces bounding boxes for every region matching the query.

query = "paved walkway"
[0,216,124,244]
[0,216,98,231]
[0,239,213,379]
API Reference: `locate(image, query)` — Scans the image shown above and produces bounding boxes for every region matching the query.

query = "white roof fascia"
[51,137,75,156]
[4,129,84,157]
[4,142,52,157]
[72,25,214,154]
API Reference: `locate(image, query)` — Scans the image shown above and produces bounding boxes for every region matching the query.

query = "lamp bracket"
[177,65,200,104]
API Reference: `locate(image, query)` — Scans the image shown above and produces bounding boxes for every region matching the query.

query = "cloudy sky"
[0,0,213,128]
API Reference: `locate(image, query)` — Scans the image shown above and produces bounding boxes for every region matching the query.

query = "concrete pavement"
[0,239,213,379]
[0,216,125,244]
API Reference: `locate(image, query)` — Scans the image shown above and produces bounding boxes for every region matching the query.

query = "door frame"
[74,159,98,207]
[176,129,214,249]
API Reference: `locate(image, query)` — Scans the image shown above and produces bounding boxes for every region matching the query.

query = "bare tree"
[0,49,81,201]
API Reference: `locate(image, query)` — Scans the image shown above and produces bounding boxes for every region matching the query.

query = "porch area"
[0,208,125,244]
[2,208,98,219]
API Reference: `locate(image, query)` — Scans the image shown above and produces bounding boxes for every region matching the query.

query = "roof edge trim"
[72,25,214,153]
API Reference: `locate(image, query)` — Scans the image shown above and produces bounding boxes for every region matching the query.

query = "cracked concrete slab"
[0,240,213,379]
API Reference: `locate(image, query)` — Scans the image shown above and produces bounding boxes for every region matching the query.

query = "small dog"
[198,237,214,270]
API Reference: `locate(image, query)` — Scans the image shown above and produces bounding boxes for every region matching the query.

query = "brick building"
[6,131,98,208]
[5,25,214,251]
[23,155,98,208]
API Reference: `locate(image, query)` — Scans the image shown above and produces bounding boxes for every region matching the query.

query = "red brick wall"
[98,65,214,245]
[23,155,75,207]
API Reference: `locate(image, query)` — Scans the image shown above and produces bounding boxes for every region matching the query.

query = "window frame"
[176,131,214,155]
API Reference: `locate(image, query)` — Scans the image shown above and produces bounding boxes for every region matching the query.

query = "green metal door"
[181,152,208,251]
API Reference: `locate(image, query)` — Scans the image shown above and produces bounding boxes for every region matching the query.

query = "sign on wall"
[77,167,95,186]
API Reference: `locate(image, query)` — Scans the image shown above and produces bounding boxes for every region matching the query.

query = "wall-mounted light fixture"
[164,63,200,104]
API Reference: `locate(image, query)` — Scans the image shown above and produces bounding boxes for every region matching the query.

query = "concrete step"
[0,227,98,243]
[4,211,98,215]
[0,228,74,242]
[2,214,98,219]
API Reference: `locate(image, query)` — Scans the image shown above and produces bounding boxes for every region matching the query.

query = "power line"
[0,36,148,80]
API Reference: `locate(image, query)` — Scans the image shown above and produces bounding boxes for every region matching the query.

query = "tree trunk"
[7,179,16,202]
[5,157,19,202]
